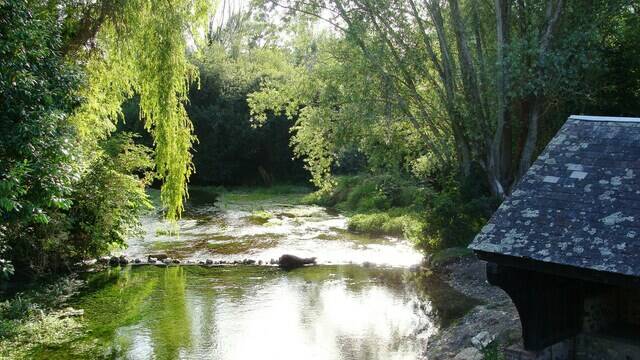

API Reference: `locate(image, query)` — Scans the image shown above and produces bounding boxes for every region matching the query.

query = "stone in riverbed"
[206,259,213,265]
[172,259,180,264]
[134,258,142,264]
[278,254,316,271]
[147,253,168,262]
[471,331,495,350]
[109,256,120,266]
[454,347,483,360]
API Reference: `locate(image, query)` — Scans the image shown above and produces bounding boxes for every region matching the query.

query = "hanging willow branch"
[70,0,211,220]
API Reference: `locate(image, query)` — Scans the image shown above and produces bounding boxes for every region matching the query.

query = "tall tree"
[255,0,625,198]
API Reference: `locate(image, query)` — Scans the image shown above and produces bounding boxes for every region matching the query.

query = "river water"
[36,189,476,359]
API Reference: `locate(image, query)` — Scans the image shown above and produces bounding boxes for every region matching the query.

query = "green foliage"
[248,31,430,190]
[585,4,640,116]
[71,0,211,220]
[306,175,424,239]
[5,133,153,274]
[482,341,505,360]
[348,211,421,236]
[418,171,498,251]
[182,43,307,186]
[307,174,495,251]
[0,276,84,359]
[0,0,82,277]
[65,133,153,256]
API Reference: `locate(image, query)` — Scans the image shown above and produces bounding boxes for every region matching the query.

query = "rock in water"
[147,253,168,262]
[109,256,120,266]
[278,254,316,271]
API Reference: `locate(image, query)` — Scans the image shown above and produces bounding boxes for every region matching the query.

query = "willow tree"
[62,0,211,219]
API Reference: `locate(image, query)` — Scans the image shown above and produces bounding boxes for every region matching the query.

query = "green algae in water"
[25,265,476,359]
[148,235,280,258]
[246,210,273,225]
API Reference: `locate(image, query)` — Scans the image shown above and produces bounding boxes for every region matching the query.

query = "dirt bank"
[426,255,522,359]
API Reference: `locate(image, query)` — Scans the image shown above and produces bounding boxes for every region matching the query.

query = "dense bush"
[0,1,82,278]
[5,134,153,275]
[306,172,496,252]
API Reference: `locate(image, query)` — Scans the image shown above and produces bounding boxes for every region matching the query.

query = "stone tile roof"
[470,115,640,277]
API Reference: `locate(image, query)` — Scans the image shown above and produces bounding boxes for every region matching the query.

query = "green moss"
[155,228,179,236]
[347,211,423,240]
[221,185,311,203]
[247,210,273,224]
[206,236,279,254]
[482,341,504,360]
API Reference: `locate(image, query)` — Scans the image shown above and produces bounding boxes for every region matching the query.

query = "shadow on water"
[29,265,477,360]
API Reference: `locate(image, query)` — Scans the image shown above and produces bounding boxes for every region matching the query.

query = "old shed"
[470,115,640,359]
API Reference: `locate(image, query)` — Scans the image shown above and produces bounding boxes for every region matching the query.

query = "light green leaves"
[72,0,211,220]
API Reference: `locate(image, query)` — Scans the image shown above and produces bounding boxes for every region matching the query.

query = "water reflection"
[34,265,479,359]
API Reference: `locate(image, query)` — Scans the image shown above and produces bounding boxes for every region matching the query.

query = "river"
[36,188,476,359]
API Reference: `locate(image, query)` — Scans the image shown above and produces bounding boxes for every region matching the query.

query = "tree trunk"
[516,0,563,179]
[489,0,511,199]
[518,97,541,178]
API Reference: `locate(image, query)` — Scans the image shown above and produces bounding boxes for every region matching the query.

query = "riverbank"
[426,254,521,360]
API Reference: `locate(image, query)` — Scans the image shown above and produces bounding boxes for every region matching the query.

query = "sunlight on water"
[122,193,423,267]
[37,265,453,360]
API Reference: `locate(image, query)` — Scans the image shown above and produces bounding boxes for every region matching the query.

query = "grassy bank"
[0,277,85,358]
[304,175,496,252]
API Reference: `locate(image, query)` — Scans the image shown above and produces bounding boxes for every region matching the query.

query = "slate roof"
[470,115,640,277]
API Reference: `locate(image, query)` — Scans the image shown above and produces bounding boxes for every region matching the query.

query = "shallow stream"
[35,189,477,359]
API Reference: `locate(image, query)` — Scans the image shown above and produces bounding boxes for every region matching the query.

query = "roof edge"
[569,115,640,123]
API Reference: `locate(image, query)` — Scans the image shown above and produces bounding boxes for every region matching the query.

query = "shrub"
[0,0,81,278]
[6,134,153,275]
[416,172,498,251]
[307,172,496,253]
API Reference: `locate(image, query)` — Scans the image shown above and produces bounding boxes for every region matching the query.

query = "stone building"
[470,115,640,359]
